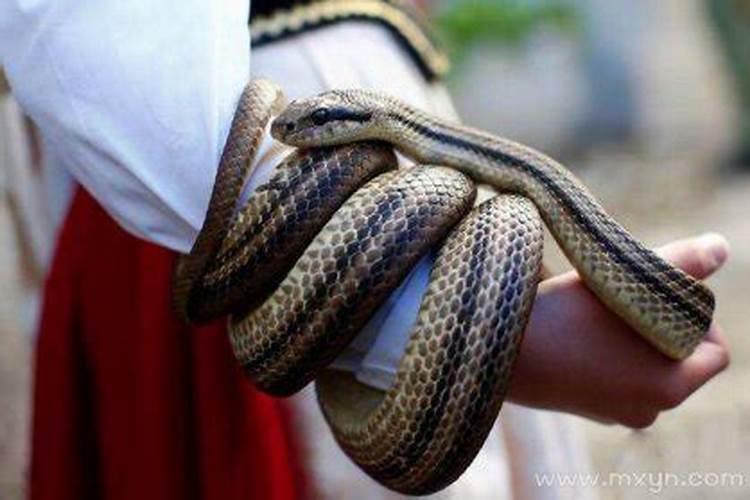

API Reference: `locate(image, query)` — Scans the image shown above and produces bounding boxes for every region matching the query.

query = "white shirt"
[0,0,457,390]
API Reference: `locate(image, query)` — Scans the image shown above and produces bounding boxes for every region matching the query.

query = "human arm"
[509,233,731,427]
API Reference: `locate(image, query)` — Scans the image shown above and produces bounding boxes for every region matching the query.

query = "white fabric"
[0,0,452,388]
[0,0,249,251]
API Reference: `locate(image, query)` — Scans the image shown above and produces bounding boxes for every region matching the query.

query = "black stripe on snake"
[173,80,716,495]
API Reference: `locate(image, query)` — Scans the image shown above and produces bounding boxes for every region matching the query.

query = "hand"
[508,233,731,428]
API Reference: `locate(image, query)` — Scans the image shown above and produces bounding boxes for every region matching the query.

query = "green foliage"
[433,0,578,63]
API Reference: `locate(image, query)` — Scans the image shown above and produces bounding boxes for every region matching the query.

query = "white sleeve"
[0,0,250,252]
[0,8,437,390]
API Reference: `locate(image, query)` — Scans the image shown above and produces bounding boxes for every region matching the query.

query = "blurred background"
[1,0,748,498]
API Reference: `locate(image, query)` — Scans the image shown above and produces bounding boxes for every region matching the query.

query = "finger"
[682,341,729,393]
[655,233,730,280]
[542,233,730,287]
[703,322,730,349]
[665,332,730,406]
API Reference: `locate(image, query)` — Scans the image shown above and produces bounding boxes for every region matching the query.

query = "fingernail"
[699,233,730,269]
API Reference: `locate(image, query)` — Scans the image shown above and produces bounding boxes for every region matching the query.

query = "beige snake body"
[174,80,715,494]
[232,165,476,396]
[315,194,543,492]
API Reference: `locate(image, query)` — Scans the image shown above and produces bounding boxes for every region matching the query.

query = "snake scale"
[173,80,715,494]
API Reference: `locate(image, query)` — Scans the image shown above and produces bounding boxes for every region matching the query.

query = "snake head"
[272,89,385,147]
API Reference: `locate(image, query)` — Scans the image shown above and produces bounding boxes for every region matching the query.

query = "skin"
[509,233,731,428]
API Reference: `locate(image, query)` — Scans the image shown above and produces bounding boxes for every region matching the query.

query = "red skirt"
[30,189,309,500]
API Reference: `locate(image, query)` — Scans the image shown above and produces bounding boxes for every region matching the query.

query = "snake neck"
[375,102,565,194]
[376,106,476,166]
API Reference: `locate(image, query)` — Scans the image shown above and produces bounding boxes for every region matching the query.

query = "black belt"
[249,0,449,81]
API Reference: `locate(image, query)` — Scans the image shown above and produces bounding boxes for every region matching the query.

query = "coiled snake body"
[174,80,714,494]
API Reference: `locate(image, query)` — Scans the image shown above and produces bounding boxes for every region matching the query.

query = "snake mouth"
[272,119,355,148]
[270,118,320,147]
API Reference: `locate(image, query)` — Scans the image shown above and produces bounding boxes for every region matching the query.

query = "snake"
[173,80,715,495]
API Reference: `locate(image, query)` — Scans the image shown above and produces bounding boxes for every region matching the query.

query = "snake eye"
[311,108,330,126]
